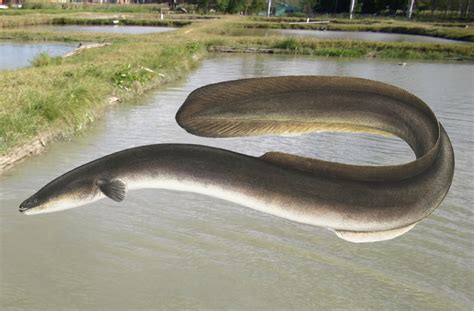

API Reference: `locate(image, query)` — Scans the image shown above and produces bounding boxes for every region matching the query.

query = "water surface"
[1,54,472,310]
[0,42,75,70]
[272,29,470,44]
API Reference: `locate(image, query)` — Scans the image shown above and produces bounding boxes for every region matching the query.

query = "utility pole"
[407,0,415,19]
[349,0,356,19]
[267,0,272,17]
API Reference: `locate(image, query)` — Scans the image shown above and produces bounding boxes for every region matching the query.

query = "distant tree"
[462,0,471,16]
[194,0,473,16]
[300,0,318,14]
[248,0,267,14]
[361,0,382,14]
[359,0,405,14]
[197,0,210,12]
[316,0,351,13]
[388,0,406,13]
[226,0,247,12]
[215,0,230,11]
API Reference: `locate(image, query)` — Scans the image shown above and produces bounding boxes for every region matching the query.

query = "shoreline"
[0,64,202,173]
[0,96,119,173]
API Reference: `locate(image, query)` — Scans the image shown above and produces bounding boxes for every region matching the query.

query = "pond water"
[1,54,472,310]
[0,42,75,70]
[272,29,470,44]
[33,25,177,35]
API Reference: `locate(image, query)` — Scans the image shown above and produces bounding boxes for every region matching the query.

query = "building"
[0,0,24,5]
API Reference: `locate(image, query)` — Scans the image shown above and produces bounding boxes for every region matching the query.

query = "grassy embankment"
[206,35,473,59]
[0,26,205,166]
[201,18,474,59]
[1,15,473,169]
[0,13,192,28]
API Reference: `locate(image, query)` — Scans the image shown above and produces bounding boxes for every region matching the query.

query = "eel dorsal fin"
[259,151,432,182]
[333,223,418,243]
[260,151,387,182]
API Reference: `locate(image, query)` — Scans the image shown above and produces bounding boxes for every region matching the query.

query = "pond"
[0,54,472,309]
[272,29,471,44]
[0,41,75,70]
[33,25,177,35]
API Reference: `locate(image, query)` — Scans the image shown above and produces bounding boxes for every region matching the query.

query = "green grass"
[0,65,109,150]
[204,33,474,60]
[0,36,206,153]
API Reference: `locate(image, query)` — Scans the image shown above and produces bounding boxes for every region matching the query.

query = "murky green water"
[0,42,75,70]
[1,54,472,310]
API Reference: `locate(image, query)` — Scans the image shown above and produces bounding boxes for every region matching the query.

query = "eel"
[19,76,455,243]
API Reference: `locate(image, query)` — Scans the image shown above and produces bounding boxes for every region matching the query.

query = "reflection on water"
[0,42,75,70]
[33,25,177,35]
[1,54,472,310]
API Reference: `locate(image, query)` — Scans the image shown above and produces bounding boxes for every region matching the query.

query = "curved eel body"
[19,76,454,243]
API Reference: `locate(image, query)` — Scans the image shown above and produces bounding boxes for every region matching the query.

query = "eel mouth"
[19,198,37,213]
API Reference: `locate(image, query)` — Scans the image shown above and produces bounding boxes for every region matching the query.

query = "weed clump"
[31,52,63,67]
[273,37,299,50]
[112,64,154,91]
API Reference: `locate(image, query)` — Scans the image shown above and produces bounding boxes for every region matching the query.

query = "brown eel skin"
[20,76,454,243]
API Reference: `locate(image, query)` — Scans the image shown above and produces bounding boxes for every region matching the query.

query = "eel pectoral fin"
[333,223,418,243]
[98,179,127,202]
